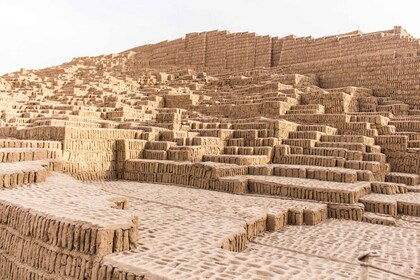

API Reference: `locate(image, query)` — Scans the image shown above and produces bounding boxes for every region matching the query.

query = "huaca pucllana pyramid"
[0,26,419,279]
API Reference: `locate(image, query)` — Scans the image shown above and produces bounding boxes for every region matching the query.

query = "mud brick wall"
[0,125,145,180]
[247,178,371,204]
[33,119,103,129]
[205,30,228,69]
[0,139,62,150]
[282,54,420,108]
[277,27,418,65]
[185,32,207,67]
[196,100,292,119]
[126,30,274,71]
[115,139,147,179]
[125,26,419,107]
[148,38,185,68]
[62,127,143,180]
[0,126,67,141]
[164,93,200,109]
[226,33,255,70]
[271,37,285,67]
[281,114,351,127]
[124,159,249,194]
[301,92,348,113]
[375,135,420,174]
[167,136,222,162]
[273,74,319,88]
[0,200,140,279]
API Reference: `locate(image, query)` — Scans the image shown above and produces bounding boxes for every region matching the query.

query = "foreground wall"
[0,173,141,280]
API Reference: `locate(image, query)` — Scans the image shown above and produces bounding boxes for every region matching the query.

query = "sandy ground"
[0,173,136,228]
[92,179,420,279]
[2,173,419,279]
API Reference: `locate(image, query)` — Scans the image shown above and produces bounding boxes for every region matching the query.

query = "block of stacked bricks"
[124,159,248,194]
[62,127,142,180]
[205,30,228,69]
[115,139,148,179]
[254,35,272,68]
[375,135,420,174]
[0,180,141,279]
[185,32,207,67]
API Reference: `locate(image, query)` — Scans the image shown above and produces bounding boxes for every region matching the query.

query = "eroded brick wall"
[125,26,420,108]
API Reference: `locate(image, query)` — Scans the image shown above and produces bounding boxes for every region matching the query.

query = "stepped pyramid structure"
[0,26,419,279]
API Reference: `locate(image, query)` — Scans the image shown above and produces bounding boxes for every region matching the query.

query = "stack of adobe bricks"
[0,180,141,279]
[205,30,229,69]
[124,159,249,193]
[123,26,419,109]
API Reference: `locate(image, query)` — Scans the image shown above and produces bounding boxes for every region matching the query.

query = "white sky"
[0,0,419,75]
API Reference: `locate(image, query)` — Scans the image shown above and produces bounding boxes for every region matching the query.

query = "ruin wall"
[125,26,420,108]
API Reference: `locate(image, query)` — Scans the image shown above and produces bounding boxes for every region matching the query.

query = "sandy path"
[93,179,420,279]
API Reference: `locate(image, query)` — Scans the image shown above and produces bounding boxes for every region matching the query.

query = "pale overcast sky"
[0,0,419,75]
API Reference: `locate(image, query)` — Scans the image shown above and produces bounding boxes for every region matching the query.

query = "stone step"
[191,129,233,140]
[0,161,51,189]
[385,172,420,186]
[0,148,61,163]
[203,155,270,165]
[223,146,273,157]
[406,185,420,192]
[362,152,387,163]
[230,122,270,130]
[225,146,254,155]
[281,114,350,126]
[389,120,420,132]
[344,160,388,174]
[315,141,366,152]
[143,150,167,160]
[285,109,322,115]
[232,129,260,140]
[244,175,371,203]
[281,139,316,149]
[362,212,397,226]
[273,154,345,168]
[350,115,389,126]
[359,194,398,217]
[288,131,324,141]
[370,182,407,194]
[338,129,378,137]
[358,192,420,217]
[395,193,420,216]
[124,159,250,193]
[377,125,397,135]
[297,125,337,135]
[408,140,420,148]
[166,146,208,162]
[334,122,371,131]
[272,153,377,181]
[0,139,62,149]
[145,141,177,150]
[398,132,420,141]
[327,203,364,221]
[248,164,358,183]
[320,135,375,145]
[374,135,409,152]
[226,137,280,147]
[303,147,363,161]
[290,104,325,111]
[346,161,388,181]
